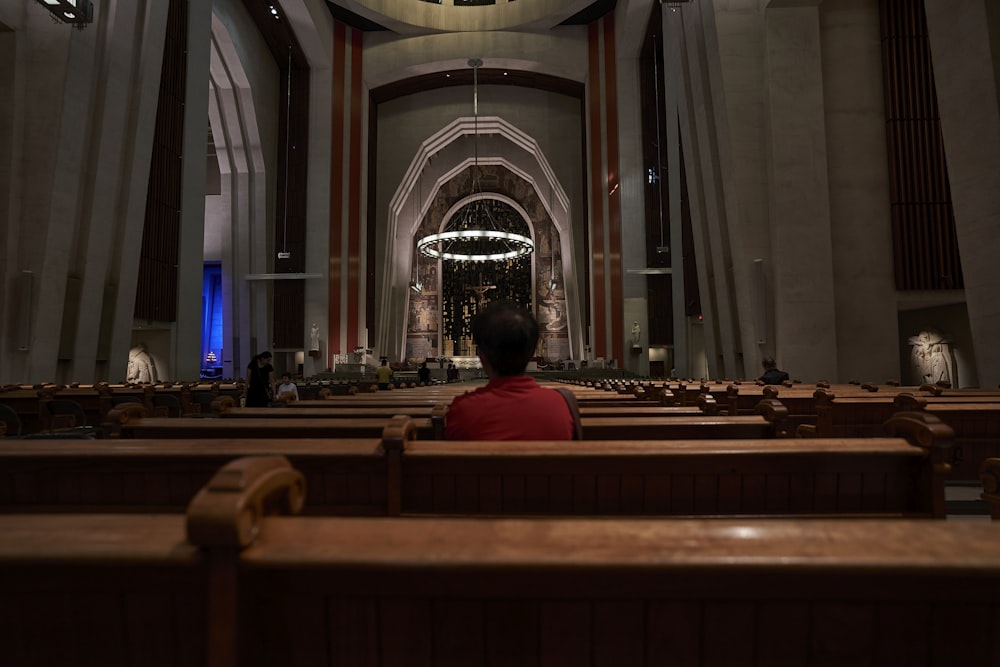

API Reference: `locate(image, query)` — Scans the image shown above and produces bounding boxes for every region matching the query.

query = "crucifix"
[467,274,496,310]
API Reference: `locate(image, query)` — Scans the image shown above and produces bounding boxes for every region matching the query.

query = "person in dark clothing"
[418,361,431,385]
[244,351,274,407]
[758,356,789,385]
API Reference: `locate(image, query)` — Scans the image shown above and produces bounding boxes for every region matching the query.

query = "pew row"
[1,456,999,667]
[980,457,1000,519]
[214,403,708,420]
[104,403,445,440]
[804,390,1000,481]
[107,400,783,442]
[0,412,954,518]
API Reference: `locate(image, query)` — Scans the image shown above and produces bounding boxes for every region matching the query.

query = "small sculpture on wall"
[631,320,641,348]
[310,323,320,352]
[126,344,158,384]
[908,328,954,385]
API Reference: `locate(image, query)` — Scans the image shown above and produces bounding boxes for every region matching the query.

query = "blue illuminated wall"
[202,263,223,377]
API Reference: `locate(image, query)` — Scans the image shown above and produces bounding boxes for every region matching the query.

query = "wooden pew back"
[1,412,954,519]
[1,456,998,667]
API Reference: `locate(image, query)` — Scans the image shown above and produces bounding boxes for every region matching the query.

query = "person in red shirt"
[446,301,577,440]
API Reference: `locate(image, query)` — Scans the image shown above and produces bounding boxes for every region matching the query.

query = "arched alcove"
[379,116,582,363]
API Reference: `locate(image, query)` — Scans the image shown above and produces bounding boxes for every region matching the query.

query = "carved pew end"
[980,458,1000,520]
[186,456,306,549]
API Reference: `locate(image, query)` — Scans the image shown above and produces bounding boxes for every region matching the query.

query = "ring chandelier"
[417,197,534,261]
[415,58,534,263]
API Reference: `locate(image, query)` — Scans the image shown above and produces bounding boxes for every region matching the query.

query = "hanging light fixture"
[416,58,534,263]
[34,0,94,28]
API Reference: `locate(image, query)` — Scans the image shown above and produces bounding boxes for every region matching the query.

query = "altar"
[448,355,482,370]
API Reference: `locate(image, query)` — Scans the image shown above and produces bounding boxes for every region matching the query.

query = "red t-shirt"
[445,375,575,440]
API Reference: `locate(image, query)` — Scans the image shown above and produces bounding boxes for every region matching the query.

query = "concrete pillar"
[764,2,838,381]
[925,0,1000,387]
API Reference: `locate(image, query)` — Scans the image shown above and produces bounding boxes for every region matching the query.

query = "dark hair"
[471,301,538,376]
[248,351,272,369]
[762,356,777,370]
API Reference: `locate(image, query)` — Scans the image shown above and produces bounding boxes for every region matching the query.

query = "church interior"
[2,0,998,388]
[2,1,1000,664]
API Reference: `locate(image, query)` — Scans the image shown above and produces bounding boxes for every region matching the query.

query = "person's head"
[762,356,777,370]
[472,301,538,377]
[250,351,272,367]
[381,358,388,366]
[281,372,291,382]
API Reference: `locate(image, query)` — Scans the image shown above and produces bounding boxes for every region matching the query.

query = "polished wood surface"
[243,516,1000,569]
[0,409,950,518]
[115,416,437,439]
[3,505,999,667]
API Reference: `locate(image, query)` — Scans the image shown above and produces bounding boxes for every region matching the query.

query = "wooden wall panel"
[880,0,964,291]
[135,0,186,322]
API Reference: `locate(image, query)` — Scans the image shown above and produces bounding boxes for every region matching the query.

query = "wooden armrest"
[103,403,149,437]
[210,395,236,414]
[881,411,954,450]
[893,392,928,411]
[658,389,676,406]
[755,398,789,429]
[186,456,306,548]
[795,424,817,437]
[980,458,1000,520]
[696,393,720,415]
[813,388,834,404]
[430,405,448,440]
[381,415,418,455]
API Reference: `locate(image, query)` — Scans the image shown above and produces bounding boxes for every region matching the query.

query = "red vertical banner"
[603,14,624,359]
[346,31,363,353]
[587,21,607,357]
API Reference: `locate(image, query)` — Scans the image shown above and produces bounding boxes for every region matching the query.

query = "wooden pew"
[810,391,1000,481]
[899,396,1000,481]
[104,403,443,441]
[216,404,707,420]
[115,403,779,442]
[979,458,1000,520]
[2,412,954,518]
[0,437,390,515]
[2,456,998,667]
[581,398,789,438]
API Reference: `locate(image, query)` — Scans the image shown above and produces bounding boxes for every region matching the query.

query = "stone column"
[924,0,1000,387]
[764,2,838,382]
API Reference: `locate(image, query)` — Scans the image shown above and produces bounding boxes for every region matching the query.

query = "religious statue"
[309,323,320,352]
[126,344,158,384]
[467,275,496,310]
[908,329,954,385]
[631,321,641,347]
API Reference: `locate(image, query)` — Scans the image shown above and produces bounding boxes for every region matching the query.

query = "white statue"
[127,344,158,384]
[908,329,953,385]
[309,323,320,352]
[631,320,641,347]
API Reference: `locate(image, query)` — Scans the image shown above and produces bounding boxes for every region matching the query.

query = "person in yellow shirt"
[375,358,393,390]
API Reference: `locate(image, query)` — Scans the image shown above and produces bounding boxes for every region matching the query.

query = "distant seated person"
[375,358,394,390]
[446,301,577,440]
[418,361,431,385]
[758,356,789,385]
[275,372,299,401]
